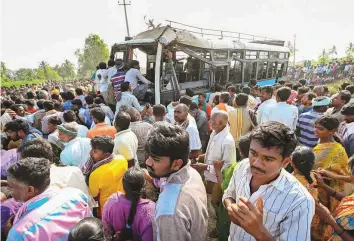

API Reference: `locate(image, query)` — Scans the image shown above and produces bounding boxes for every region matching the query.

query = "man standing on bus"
[125,60,152,100]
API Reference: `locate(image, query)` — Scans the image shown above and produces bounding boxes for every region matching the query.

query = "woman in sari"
[313,115,350,212]
[314,155,354,241]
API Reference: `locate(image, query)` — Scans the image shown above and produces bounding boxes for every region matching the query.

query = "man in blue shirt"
[4,119,42,149]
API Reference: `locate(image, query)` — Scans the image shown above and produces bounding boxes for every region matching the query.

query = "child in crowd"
[68,217,106,241]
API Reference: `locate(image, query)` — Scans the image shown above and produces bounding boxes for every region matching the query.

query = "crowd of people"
[286,60,354,84]
[0,59,354,241]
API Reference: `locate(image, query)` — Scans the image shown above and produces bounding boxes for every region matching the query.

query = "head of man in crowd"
[37,90,49,100]
[301,92,317,107]
[145,123,190,178]
[341,102,354,123]
[331,90,351,109]
[114,111,131,132]
[126,107,142,122]
[120,82,131,93]
[297,87,309,103]
[313,85,324,97]
[130,60,140,70]
[312,96,330,113]
[345,85,354,96]
[10,104,25,117]
[19,138,54,164]
[249,121,297,184]
[198,93,207,106]
[219,92,230,104]
[179,95,193,108]
[90,107,106,125]
[174,104,189,124]
[234,93,249,107]
[57,122,78,143]
[152,104,166,122]
[7,157,51,202]
[4,119,30,141]
[260,86,273,103]
[276,87,292,103]
[210,111,228,133]
[90,135,114,162]
[43,100,55,112]
[63,110,77,123]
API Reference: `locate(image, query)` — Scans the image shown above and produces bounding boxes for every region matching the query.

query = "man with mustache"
[222,121,315,241]
[145,123,208,241]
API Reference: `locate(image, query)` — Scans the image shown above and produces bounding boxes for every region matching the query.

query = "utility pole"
[293,34,296,66]
[118,0,131,37]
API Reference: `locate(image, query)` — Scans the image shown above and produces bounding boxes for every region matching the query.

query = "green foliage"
[75,34,109,78]
[1,62,8,80]
[57,59,76,80]
[327,79,351,95]
[1,79,44,88]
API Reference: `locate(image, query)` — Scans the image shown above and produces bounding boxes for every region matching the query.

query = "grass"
[0,79,45,88]
[327,79,352,94]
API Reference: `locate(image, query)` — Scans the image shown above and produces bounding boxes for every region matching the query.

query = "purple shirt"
[102,192,155,241]
[1,198,23,232]
[0,149,20,179]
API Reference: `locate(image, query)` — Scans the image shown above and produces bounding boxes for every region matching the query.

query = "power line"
[118,0,131,37]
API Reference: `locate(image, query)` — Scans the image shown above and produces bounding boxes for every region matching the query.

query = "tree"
[318,49,330,64]
[1,62,7,81]
[346,42,354,54]
[39,61,49,79]
[144,16,162,29]
[75,34,109,78]
[329,45,337,59]
[58,59,76,80]
[287,41,298,57]
[14,68,38,81]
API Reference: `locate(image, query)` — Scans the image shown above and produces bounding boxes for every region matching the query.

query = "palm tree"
[39,61,49,80]
[329,45,337,59]
[346,42,354,55]
[144,15,162,29]
[286,41,298,57]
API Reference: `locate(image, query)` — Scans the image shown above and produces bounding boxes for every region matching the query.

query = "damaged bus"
[110,21,290,104]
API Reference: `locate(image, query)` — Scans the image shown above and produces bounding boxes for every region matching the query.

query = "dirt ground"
[207,194,219,241]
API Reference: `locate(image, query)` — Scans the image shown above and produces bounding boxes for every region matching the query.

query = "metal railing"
[166,20,283,43]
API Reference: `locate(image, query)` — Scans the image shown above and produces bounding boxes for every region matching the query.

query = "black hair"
[250,121,297,158]
[129,60,139,69]
[67,91,75,100]
[26,91,36,99]
[298,87,309,95]
[285,83,293,89]
[145,123,190,166]
[43,100,55,111]
[215,84,222,92]
[276,87,292,102]
[36,100,44,110]
[24,99,36,106]
[341,102,354,116]
[241,86,251,95]
[68,217,106,241]
[179,95,193,107]
[75,88,83,96]
[249,79,257,87]
[85,95,94,105]
[214,95,220,105]
[108,60,115,68]
[4,119,30,134]
[63,110,77,122]
[121,82,130,92]
[323,86,329,94]
[94,97,104,105]
[299,79,306,86]
[7,157,51,192]
[292,82,302,91]
[261,85,273,95]
[51,94,60,101]
[189,102,199,111]
[341,82,351,90]
[118,167,145,241]
[345,85,354,95]
[18,139,54,164]
[10,104,24,113]
[48,115,62,126]
[291,146,316,185]
[53,100,62,111]
[228,86,236,93]
[338,90,351,104]
[114,111,131,132]
[72,99,83,108]
[198,93,207,99]
[238,133,251,159]
[90,107,106,123]
[220,92,230,104]
[90,135,114,154]
[315,115,339,131]
[185,88,195,97]
[235,93,248,106]
[2,99,15,109]
[278,80,286,85]
[153,104,166,117]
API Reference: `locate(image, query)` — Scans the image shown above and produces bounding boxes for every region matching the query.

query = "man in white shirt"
[256,85,276,124]
[113,111,138,167]
[192,111,235,211]
[125,60,151,99]
[115,82,145,115]
[95,62,109,102]
[174,104,201,159]
[264,87,298,130]
[223,121,315,241]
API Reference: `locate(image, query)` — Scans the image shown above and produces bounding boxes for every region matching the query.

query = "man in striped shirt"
[296,96,330,148]
[223,121,315,241]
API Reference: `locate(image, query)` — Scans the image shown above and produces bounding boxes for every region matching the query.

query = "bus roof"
[116,26,290,53]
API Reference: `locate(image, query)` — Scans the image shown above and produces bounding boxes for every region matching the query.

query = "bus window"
[114,51,124,60]
[269,52,279,59]
[279,53,285,59]
[259,52,269,59]
[267,62,275,78]
[245,62,257,82]
[231,51,243,59]
[230,59,242,83]
[257,62,268,80]
[245,51,257,60]
[214,51,228,60]
[277,63,284,77]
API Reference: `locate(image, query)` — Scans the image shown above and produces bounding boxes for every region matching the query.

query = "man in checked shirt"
[223,121,315,241]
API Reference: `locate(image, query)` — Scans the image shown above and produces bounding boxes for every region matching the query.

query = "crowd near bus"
[0,56,354,241]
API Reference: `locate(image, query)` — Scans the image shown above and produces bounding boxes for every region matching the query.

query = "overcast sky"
[1,0,353,70]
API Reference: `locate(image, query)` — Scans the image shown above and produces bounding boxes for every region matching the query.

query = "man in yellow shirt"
[83,135,128,217]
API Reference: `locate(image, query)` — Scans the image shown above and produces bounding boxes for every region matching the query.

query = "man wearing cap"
[296,96,330,148]
[58,122,91,168]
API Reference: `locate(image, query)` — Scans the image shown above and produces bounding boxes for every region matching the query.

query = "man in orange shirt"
[198,93,212,119]
[86,107,117,139]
